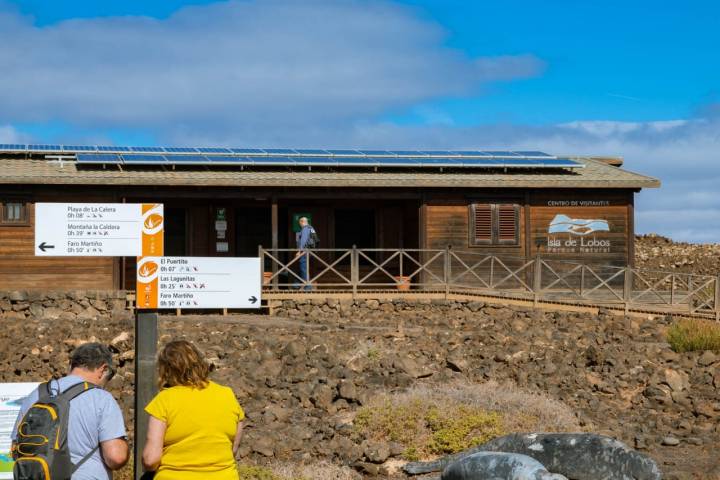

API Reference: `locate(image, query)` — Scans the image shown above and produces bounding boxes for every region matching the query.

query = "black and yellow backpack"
[13,381,97,480]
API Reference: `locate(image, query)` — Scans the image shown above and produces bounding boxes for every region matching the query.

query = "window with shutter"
[497,204,519,244]
[470,204,493,245]
[469,203,520,246]
[1,201,28,225]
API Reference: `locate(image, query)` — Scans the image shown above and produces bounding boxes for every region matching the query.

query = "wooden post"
[134,311,158,480]
[533,254,542,307]
[271,198,279,290]
[715,275,720,322]
[444,245,451,299]
[351,245,358,299]
[688,276,693,313]
[623,268,633,314]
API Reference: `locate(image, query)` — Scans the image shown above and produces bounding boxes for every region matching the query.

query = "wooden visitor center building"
[0,146,659,291]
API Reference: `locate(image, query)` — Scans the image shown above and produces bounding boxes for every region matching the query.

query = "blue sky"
[0,0,719,242]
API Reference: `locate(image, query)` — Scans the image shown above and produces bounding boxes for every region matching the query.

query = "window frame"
[0,200,30,226]
[468,202,521,247]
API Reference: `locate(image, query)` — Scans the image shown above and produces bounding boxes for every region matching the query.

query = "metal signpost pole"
[134,311,158,480]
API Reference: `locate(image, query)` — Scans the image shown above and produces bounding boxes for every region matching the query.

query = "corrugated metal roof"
[0,157,660,189]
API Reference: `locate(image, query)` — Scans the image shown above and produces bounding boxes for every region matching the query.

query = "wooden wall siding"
[426,205,525,256]
[0,203,114,290]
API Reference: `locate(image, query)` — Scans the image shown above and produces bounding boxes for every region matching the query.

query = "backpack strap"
[59,381,97,402]
[60,381,101,473]
[71,445,100,474]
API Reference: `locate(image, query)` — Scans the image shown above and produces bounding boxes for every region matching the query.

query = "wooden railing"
[259,247,720,320]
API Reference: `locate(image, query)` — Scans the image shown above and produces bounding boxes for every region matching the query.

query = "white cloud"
[0,124,25,143]
[0,0,542,135]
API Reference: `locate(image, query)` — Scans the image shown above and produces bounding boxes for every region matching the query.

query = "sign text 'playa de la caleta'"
[34,203,164,257]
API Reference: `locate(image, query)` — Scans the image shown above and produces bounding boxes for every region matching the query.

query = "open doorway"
[335,209,376,249]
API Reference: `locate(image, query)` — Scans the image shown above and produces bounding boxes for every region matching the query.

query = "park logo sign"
[546,214,611,254]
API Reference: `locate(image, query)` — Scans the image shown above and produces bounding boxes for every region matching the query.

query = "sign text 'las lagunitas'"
[34,203,163,257]
[136,257,261,309]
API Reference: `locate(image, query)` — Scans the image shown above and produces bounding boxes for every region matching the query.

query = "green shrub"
[354,398,505,460]
[667,318,720,352]
[238,465,286,480]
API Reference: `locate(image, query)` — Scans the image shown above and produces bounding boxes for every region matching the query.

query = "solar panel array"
[0,144,584,169]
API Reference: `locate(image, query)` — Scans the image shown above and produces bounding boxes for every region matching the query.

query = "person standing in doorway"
[295,216,318,291]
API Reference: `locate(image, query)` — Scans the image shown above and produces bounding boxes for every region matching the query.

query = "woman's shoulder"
[207,381,238,398]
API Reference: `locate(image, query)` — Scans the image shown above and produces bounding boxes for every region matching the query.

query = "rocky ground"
[1,290,719,479]
[635,234,720,276]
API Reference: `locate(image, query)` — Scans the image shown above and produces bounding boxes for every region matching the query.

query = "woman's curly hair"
[157,340,209,389]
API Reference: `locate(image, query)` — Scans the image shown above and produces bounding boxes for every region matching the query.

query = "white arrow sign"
[137,257,261,309]
[34,203,163,257]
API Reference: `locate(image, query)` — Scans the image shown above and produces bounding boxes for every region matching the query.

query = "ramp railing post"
[444,245,451,299]
[134,311,158,480]
[532,254,542,307]
[351,245,358,299]
[623,268,633,314]
[715,275,720,322]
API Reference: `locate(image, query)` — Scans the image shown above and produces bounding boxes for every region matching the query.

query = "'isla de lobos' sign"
[546,214,611,254]
[34,203,164,256]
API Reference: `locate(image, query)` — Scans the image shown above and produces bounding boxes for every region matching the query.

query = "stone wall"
[0,290,129,321]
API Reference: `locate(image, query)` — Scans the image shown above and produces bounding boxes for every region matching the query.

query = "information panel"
[0,383,39,479]
[35,203,163,257]
[137,257,261,309]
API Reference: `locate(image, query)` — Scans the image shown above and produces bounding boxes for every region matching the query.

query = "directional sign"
[136,257,261,309]
[35,203,163,257]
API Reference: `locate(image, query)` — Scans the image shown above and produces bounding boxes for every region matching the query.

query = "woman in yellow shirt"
[142,340,244,480]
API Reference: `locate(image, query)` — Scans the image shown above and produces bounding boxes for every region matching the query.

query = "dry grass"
[354,380,583,461]
[238,461,360,480]
[667,318,720,352]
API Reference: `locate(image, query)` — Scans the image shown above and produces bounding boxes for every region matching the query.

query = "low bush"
[667,318,720,352]
[354,380,582,461]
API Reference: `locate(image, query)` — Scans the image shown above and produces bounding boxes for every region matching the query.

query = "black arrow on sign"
[38,242,55,252]
[248,296,257,304]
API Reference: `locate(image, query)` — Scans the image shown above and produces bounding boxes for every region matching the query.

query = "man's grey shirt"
[12,375,126,480]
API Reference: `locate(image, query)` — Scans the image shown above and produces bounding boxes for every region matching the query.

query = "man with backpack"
[295,216,319,291]
[11,342,129,480]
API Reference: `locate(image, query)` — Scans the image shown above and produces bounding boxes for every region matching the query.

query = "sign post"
[133,312,158,480]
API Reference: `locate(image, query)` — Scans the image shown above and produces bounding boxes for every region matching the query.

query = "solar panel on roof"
[28,145,62,151]
[97,146,131,152]
[122,154,167,164]
[388,150,428,157]
[458,158,503,167]
[295,157,339,166]
[421,151,458,157]
[422,157,465,166]
[253,156,296,165]
[206,155,250,165]
[229,148,266,155]
[164,147,199,153]
[166,155,210,165]
[377,157,423,166]
[295,149,330,156]
[0,144,26,150]
[478,151,521,157]
[536,158,583,168]
[450,151,489,157]
[131,146,164,153]
[327,149,362,156]
[264,148,297,155]
[512,151,553,158]
[358,150,394,156]
[62,145,96,152]
[196,147,230,154]
[76,154,122,164]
